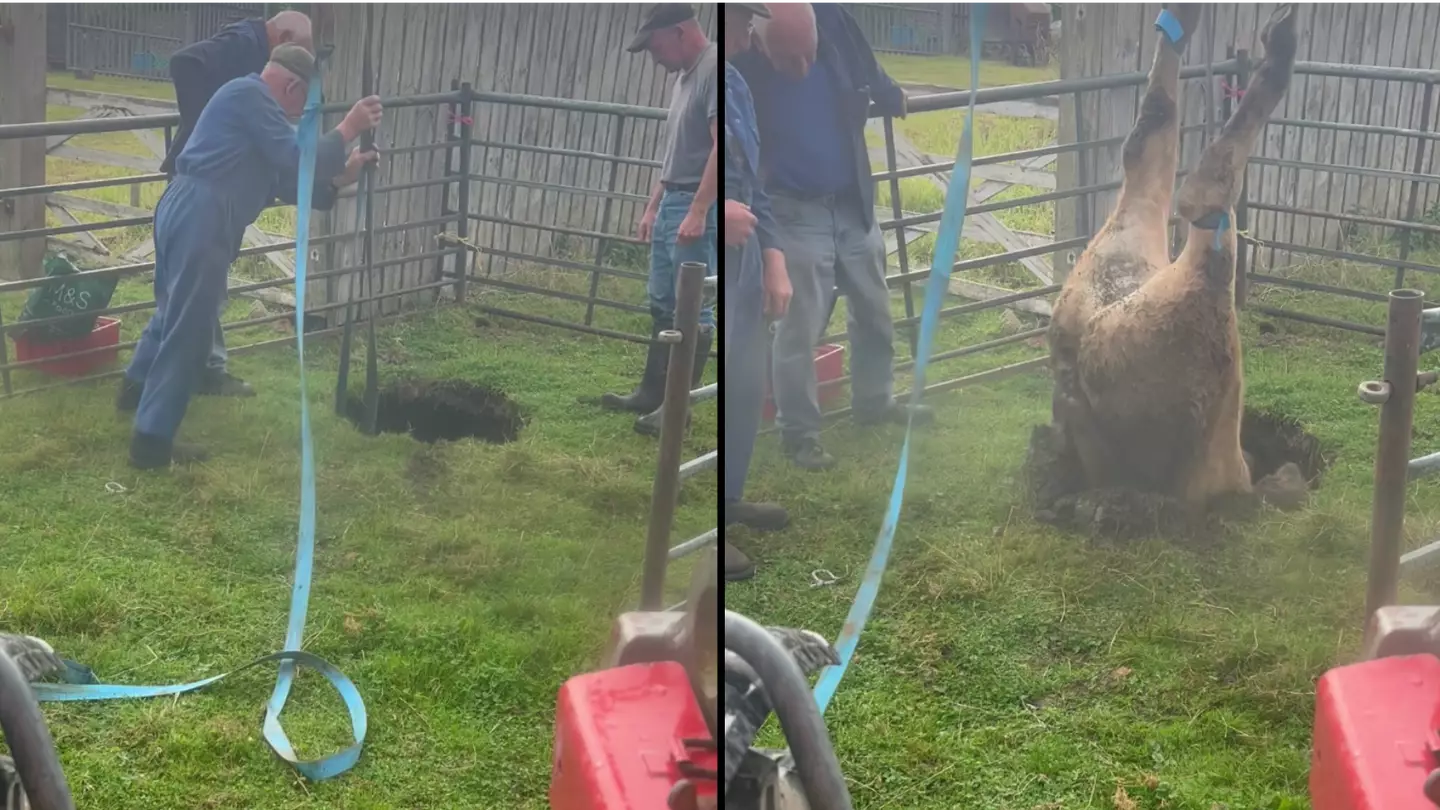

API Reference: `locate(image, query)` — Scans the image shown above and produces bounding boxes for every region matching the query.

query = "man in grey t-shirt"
[599,4,718,435]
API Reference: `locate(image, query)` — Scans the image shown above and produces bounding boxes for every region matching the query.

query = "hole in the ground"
[345,380,523,444]
[1241,409,1328,487]
[1024,408,1330,541]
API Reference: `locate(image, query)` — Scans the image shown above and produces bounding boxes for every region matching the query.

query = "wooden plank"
[1021,153,1057,171]
[875,121,1054,283]
[1,3,48,281]
[972,180,1011,204]
[971,163,1057,190]
[46,236,113,265]
[1053,3,1083,284]
[229,280,296,310]
[48,144,160,173]
[45,106,111,150]
[132,127,168,161]
[124,235,156,262]
[243,225,296,278]
[947,277,1053,317]
[45,202,110,254]
[49,193,150,219]
[45,86,175,116]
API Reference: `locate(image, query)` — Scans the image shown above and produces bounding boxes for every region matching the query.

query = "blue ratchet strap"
[1212,210,1230,251]
[32,75,368,782]
[812,3,988,715]
[1154,9,1187,50]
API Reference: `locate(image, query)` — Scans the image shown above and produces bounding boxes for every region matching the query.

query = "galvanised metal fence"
[825,57,1440,420]
[0,84,675,401]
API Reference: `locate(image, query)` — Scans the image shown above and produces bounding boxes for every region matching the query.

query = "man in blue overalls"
[125,46,382,469]
[116,11,314,410]
[724,3,793,582]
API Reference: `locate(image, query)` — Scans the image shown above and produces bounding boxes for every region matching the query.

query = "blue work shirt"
[751,58,854,197]
[731,3,907,229]
[173,74,346,256]
[162,18,271,173]
[723,62,777,345]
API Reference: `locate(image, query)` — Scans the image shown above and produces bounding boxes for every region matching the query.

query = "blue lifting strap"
[811,3,988,715]
[1154,8,1187,49]
[32,71,369,783]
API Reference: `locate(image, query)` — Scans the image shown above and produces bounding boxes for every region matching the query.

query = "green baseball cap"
[268,43,316,82]
[626,4,697,52]
[730,3,772,17]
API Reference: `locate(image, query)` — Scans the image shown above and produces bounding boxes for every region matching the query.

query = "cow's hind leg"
[1174,4,1298,226]
[1107,4,1204,243]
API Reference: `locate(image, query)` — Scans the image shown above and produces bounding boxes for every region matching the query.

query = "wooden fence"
[62,3,266,81]
[313,3,716,316]
[1057,3,1440,274]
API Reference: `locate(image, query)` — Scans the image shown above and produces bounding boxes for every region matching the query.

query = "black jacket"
[160,18,270,175]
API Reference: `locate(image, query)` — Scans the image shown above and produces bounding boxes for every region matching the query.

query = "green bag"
[15,254,120,343]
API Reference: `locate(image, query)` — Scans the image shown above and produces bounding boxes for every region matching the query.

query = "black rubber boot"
[724,542,757,582]
[197,370,256,398]
[116,377,144,413]
[633,326,713,437]
[601,317,672,413]
[129,431,210,470]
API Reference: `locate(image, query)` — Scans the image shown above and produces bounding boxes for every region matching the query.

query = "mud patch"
[345,380,524,444]
[1026,408,1328,541]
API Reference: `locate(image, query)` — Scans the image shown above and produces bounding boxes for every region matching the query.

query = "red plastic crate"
[1311,654,1440,810]
[549,661,716,810]
[763,342,846,422]
[12,316,121,377]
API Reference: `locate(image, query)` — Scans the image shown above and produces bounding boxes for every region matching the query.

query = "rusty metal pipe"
[639,261,705,610]
[1365,289,1425,624]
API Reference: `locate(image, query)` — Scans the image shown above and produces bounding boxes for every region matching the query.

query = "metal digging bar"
[334,5,381,434]
[1361,290,1424,624]
[639,261,705,612]
[724,611,854,810]
[360,4,382,435]
[0,649,75,810]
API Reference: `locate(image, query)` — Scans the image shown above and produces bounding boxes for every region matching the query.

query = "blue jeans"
[649,190,716,326]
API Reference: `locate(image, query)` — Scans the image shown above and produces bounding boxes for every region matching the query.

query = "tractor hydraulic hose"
[723,611,853,810]
[0,649,75,810]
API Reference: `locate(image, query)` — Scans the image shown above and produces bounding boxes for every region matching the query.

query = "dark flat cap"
[269,43,316,82]
[626,3,696,52]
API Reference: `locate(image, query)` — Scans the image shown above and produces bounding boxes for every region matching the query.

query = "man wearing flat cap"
[122,45,383,469]
[599,4,717,435]
[138,10,315,403]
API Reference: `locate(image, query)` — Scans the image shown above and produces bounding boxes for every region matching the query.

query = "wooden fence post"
[0,3,47,281]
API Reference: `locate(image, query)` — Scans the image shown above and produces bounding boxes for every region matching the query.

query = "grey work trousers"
[769,190,896,444]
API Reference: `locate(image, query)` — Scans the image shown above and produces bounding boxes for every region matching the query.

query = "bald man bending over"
[125,47,381,469]
[126,11,315,406]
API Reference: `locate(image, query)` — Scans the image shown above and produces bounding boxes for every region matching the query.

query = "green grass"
[8,69,720,805]
[877,53,1059,89]
[48,69,176,101]
[27,58,1440,810]
[0,294,716,808]
[729,283,1440,809]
